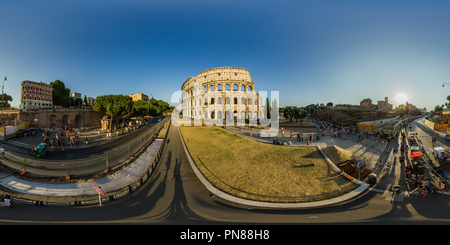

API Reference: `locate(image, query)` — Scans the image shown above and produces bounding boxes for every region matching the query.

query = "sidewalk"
[223,123,440,196]
[0,119,170,205]
[0,139,163,205]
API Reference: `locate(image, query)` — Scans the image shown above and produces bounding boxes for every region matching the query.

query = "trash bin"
[368,173,377,185]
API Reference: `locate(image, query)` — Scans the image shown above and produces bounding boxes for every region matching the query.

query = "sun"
[395,93,407,105]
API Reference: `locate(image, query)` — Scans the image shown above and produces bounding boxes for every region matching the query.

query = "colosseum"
[181,67,261,122]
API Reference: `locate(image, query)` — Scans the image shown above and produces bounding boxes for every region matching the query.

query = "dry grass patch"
[321,145,353,165]
[180,126,358,203]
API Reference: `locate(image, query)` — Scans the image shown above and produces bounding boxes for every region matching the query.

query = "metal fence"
[0,117,171,206]
[2,117,170,179]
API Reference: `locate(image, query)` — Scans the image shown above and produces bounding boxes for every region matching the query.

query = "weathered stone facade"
[18,110,106,129]
[181,67,261,120]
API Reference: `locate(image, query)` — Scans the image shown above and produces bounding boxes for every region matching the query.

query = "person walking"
[383,162,392,177]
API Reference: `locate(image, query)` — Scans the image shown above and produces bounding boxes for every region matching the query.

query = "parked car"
[16,129,24,138]
[23,128,30,136]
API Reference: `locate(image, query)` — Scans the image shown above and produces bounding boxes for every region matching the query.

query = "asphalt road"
[1,118,450,229]
[0,118,168,177]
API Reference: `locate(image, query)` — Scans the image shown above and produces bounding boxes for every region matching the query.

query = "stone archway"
[75,114,83,128]
[49,114,57,128]
[62,114,71,127]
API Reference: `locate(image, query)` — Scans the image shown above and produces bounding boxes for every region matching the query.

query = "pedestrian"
[0,198,11,208]
[409,186,428,197]
[307,139,309,145]
[1,147,6,157]
[422,177,432,193]
[301,134,304,141]
[297,133,300,141]
[383,162,392,177]
[391,185,401,196]
[290,131,293,138]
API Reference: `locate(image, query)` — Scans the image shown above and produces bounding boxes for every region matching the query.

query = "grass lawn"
[180,126,358,203]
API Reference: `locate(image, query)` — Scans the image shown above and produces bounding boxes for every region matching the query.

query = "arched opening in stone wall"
[49,114,57,129]
[217,110,223,120]
[62,114,70,127]
[248,86,252,92]
[225,84,230,90]
[211,111,215,119]
[217,84,222,91]
[211,98,215,105]
[75,114,83,128]
[234,98,238,105]
[233,84,238,91]
[241,85,245,91]
[225,110,233,120]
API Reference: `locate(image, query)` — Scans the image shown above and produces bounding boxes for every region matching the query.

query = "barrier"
[0,117,171,206]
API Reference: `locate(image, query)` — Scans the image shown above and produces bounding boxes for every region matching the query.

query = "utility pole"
[2,77,6,121]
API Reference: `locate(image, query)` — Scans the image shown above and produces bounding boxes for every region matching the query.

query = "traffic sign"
[357,160,364,168]
[94,184,104,195]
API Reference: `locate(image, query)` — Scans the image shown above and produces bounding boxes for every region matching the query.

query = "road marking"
[381,190,409,201]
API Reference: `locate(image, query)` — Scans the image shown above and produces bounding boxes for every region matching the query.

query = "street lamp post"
[2,77,6,122]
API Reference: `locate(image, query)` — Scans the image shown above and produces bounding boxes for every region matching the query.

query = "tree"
[75,98,83,107]
[133,100,150,117]
[266,97,271,119]
[50,79,71,107]
[293,108,302,122]
[83,95,88,106]
[0,93,13,108]
[326,102,333,107]
[93,95,132,132]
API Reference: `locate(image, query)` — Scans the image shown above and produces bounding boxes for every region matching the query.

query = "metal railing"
[0,117,171,206]
[1,117,170,179]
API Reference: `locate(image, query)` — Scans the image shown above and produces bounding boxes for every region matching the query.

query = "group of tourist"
[272,139,292,145]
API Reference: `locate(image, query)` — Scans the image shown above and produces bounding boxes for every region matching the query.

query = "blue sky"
[1,0,450,111]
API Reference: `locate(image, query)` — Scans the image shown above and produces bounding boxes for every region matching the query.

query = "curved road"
[0,119,167,177]
[1,119,450,227]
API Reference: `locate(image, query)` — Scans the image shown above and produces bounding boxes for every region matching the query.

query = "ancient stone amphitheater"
[181,67,261,122]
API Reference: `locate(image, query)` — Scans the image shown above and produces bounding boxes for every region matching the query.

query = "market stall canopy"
[411,151,423,158]
[434,147,445,153]
[410,146,420,151]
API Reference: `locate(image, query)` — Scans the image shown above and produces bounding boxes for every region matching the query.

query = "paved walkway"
[0,117,446,208]
[223,120,445,197]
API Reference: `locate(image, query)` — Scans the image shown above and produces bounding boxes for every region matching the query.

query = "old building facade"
[20,80,53,110]
[127,93,149,102]
[181,67,260,121]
